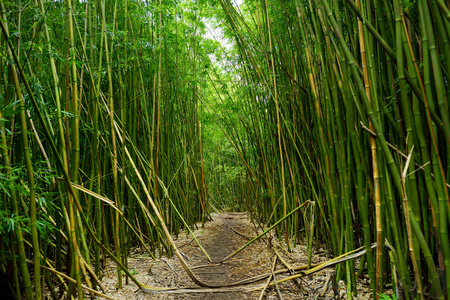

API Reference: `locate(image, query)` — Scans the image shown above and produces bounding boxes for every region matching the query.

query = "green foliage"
[378,294,398,300]
[0,0,229,296]
[2,0,449,299]
[0,211,25,235]
[213,0,450,298]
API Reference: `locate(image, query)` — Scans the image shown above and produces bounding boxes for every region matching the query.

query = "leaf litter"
[100,212,376,299]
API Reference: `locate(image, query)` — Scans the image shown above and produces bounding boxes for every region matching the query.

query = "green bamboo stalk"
[9,45,41,300]
[0,7,33,300]
[319,1,444,297]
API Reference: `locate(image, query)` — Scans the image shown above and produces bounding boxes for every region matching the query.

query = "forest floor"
[100,212,373,299]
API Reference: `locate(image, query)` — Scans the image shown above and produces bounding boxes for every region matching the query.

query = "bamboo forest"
[1,0,450,299]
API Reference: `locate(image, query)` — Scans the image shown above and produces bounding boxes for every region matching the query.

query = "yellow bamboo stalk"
[355,0,381,296]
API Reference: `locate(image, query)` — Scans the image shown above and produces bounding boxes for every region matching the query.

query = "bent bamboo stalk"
[221,200,311,262]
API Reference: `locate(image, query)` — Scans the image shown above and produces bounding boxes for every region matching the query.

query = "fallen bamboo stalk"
[271,257,284,300]
[139,244,377,294]
[26,260,113,300]
[221,200,311,262]
[140,284,267,294]
[258,243,377,289]
[226,223,253,240]
[258,256,277,300]
[158,180,213,262]
[273,246,305,293]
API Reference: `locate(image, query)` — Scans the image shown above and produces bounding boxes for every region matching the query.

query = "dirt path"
[188,212,256,299]
[101,212,372,299]
[178,212,266,299]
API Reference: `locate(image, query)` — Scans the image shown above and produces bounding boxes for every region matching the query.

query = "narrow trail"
[182,212,261,299]
[101,213,372,299]
[191,212,253,299]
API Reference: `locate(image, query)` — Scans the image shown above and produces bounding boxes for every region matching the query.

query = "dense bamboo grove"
[0,0,224,298]
[215,0,450,299]
[1,0,450,299]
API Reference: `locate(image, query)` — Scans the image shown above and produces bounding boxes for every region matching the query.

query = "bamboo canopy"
[0,0,449,299]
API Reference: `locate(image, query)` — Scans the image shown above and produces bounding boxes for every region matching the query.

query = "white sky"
[203,0,243,59]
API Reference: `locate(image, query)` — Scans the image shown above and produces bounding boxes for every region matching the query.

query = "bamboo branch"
[360,121,450,189]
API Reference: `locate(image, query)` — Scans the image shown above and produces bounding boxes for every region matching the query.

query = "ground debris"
[100,212,375,299]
